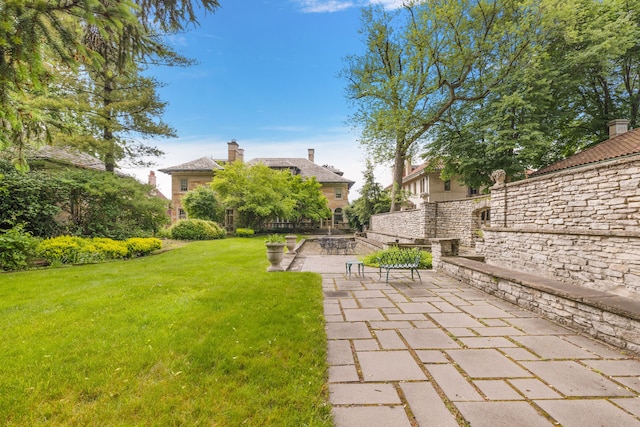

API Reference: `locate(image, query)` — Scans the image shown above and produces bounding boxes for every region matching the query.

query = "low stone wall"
[483,227,640,300]
[430,240,640,354]
[368,197,488,247]
[368,207,433,244]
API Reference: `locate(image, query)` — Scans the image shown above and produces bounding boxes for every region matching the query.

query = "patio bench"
[378,249,422,283]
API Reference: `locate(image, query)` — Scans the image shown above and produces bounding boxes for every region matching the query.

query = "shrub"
[91,238,129,259]
[125,238,162,257]
[0,226,38,271]
[36,236,88,264]
[35,236,163,265]
[362,248,432,269]
[235,228,255,237]
[170,219,226,240]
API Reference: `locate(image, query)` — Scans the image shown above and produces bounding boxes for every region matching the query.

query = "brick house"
[158,141,355,229]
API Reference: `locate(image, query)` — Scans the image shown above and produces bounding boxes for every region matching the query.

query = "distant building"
[399,160,478,209]
[159,141,355,229]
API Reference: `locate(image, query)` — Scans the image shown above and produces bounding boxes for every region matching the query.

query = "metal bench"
[378,249,422,283]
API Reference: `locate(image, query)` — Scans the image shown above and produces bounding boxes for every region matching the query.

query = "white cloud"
[294,0,406,13]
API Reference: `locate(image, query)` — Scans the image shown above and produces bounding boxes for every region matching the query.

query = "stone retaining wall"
[483,227,640,300]
[485,155,640,299]
[368,197,488,246]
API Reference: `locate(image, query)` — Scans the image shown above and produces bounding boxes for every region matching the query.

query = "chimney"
[608,119,630,139]
[403,158,413,177]
[148,171,157,187]
[227,139,239,162]
[308,148,315,163]
[237,148,244,163]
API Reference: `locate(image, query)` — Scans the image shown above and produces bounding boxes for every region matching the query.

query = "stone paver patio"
[293,244,640,427]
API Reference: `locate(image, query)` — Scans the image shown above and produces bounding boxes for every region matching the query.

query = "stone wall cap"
[446,256,640,321]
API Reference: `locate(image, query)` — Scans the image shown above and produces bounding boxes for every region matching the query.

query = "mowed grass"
[0,238,332,426]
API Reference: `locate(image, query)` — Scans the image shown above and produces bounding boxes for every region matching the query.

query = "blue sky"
[126,0,404,197]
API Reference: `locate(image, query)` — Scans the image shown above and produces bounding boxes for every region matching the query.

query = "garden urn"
[285,235,297,253]
[265,243,285,272]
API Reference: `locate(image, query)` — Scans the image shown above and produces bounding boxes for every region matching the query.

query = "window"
[178,208,187,220]
[180,179,188,192]
[335,187,343,200]
[469,187,479,196]
[444,180,451,191]
[334,208,343,223]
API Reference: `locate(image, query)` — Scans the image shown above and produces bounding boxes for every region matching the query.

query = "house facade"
[400,161,477,209]
[158,141,355,229]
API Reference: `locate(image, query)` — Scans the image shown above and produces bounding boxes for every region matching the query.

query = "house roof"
[15,145,107,171]
[530,127,640,176]
[158,157,224,173]
[249,157,355,188]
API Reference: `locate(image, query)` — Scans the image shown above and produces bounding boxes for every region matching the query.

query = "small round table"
[345,261,364,278]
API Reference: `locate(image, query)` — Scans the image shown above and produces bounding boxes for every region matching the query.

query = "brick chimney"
[608,119,630,139]
[237,148,244,163]
[308,148,315,163]
[228,139,239,162]
[148,171,157,187]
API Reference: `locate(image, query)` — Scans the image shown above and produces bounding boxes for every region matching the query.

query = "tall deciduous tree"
[427,0,640,188]
[288,175,331,228]
[210,162,296,230]
[343,0,542,210]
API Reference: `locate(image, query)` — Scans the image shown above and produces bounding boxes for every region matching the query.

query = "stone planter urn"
[285,235,297,254]
[265,243,286,272]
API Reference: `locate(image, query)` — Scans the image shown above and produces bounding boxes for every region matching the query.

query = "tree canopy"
[424,0,640,189]
[0,0,219,171]
[343,0,542,210]
[209,161,330,230]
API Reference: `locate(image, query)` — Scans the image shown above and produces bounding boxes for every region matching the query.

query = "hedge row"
[35,236,162,265]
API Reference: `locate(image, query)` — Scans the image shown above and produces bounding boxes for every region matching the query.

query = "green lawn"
[0,238,332,426]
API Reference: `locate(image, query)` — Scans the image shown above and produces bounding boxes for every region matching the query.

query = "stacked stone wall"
[485,156,640,299]
[368,208,428,244]
[368,197,488,246]
[491,157,640,231]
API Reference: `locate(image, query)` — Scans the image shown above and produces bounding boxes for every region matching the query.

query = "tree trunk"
[390,148,405,212]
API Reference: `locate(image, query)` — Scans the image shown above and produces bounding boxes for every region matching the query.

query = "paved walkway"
[294,250,640,427]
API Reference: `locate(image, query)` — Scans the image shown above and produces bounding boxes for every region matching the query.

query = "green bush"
[235,228,255,237]
[35,236,163,265]
[170,219,226,240]
[0,226,38,271]
[36,236,89,264]
[91,238,129,259]
[362,248,432,269]
[126,237,162,256]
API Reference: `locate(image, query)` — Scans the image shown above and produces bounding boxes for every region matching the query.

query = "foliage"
[264,234,286,244]
[0,239,331,425]
[235,228,255,237]
[35,236,162,265]
[57,168,170,239]
[0,226,38,271]
[425,0,640,187]
[170,219,226,240]
[182,185,223,222]
[345,160,391,230]
[0,160,64,236]
[125,237,162,256]
[342,1,542,210]
[287,175,331,227]
[362,248,432,270]
[210,162,296,229]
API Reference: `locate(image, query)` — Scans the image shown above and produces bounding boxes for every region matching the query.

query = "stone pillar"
[430,238,459,272]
